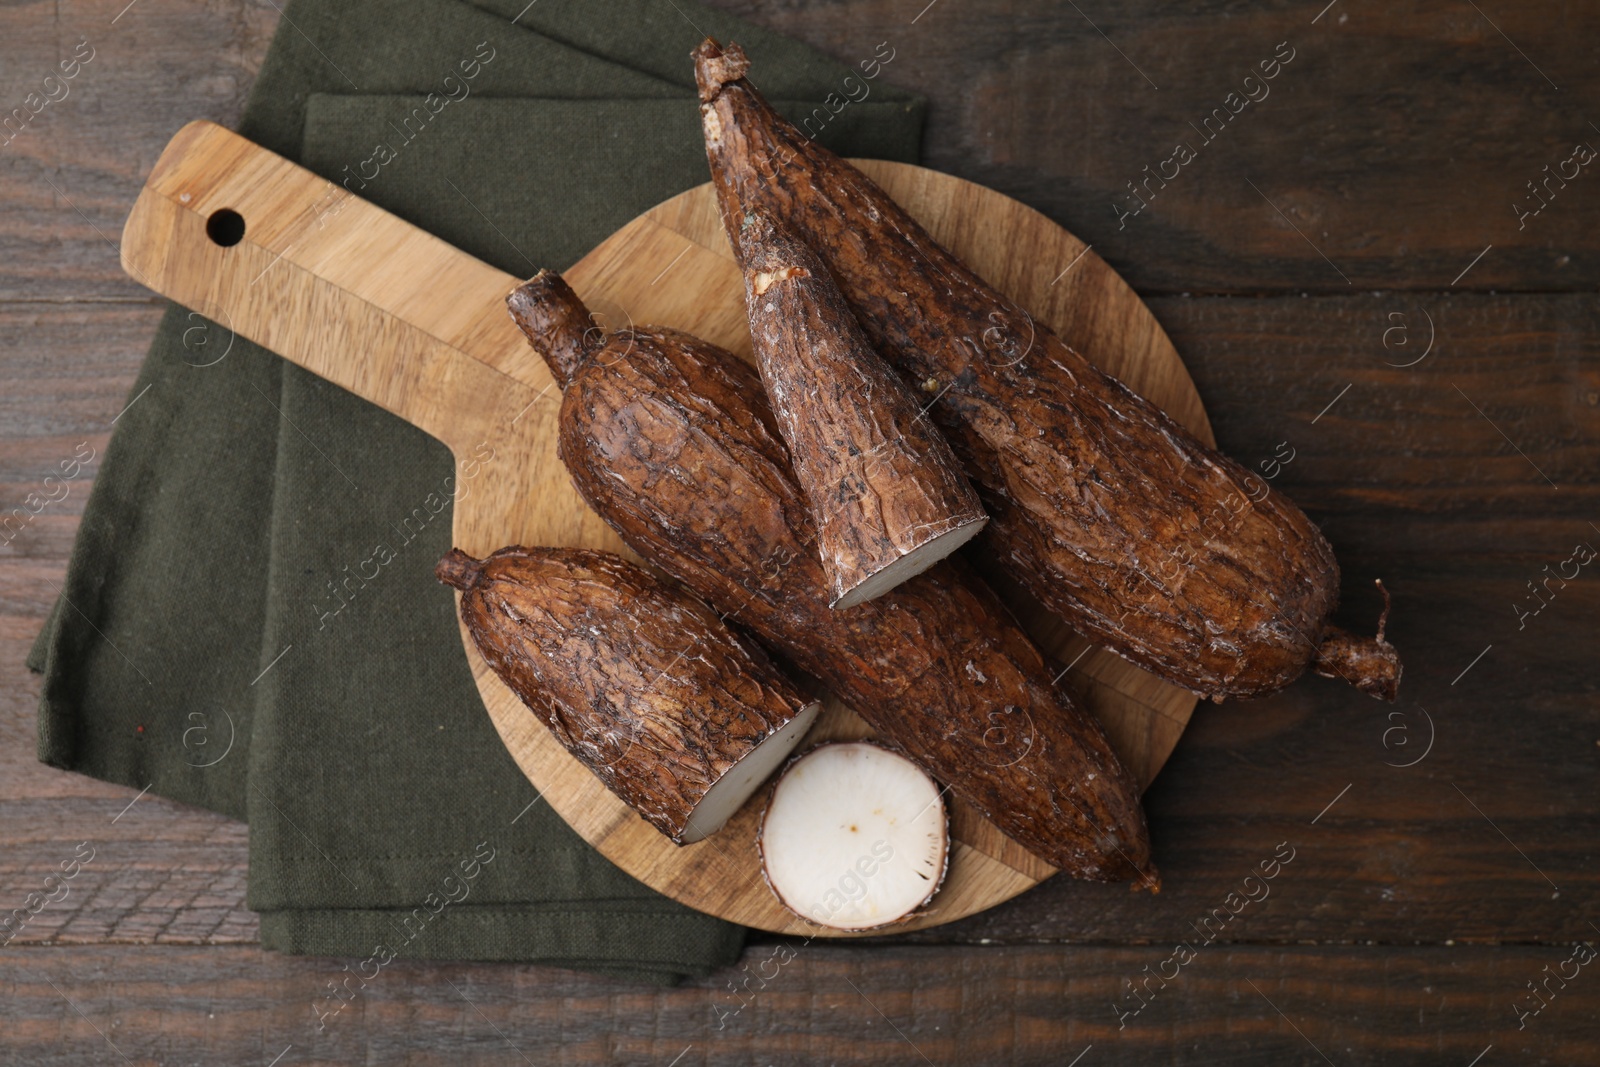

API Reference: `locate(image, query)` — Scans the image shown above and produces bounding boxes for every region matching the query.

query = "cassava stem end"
[435,548,483,591]
[692,38,747,103]
[507,270,601,387]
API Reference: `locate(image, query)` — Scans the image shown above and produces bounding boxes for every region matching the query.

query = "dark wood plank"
[1158,292,1600,524]
[1,943,1596,1064]
[0,787,256,946]
[706,0,1600,292]
[0,299,157,452]
[0,0,276,302]
[4,0,1600,299]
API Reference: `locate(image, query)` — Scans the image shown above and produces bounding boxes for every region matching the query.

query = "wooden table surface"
[3,0,1597,1063]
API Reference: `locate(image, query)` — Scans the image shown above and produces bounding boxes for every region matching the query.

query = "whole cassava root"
[436,546,819,845]
[508,271,1156,885]
[738,211,987,608]
[693,38,1401,703]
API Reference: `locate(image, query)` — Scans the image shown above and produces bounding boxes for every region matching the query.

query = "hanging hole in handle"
[205,208,246,247]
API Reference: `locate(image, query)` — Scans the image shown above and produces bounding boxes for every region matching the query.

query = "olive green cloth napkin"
[29,0,923,984]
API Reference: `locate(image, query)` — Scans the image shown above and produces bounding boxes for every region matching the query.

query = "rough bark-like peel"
[692,38,1401,703]
[508,272,1156,885]
[738,211,987,608]
[437,545,818,845]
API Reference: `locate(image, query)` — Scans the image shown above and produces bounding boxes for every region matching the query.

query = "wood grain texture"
[2,0,1597,1056]
[704,0,1600,293]
[10,0,1600,299]
[0,0,276,302]
[2,943,1598,1064]
[112,121,1206,934]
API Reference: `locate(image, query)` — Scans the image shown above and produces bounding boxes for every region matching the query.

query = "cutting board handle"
[119,120,623,556]
[120,120,555,459]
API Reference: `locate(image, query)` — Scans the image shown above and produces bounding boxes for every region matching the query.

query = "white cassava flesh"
[680,707,818,843]
[829,516,987,609]
[759,742,948,930]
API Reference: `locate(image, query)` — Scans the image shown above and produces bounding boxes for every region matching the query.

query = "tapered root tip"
[1312,607,1403,701]
[1133,864,1162,894]
[436,548,483,591]
[693,38,748,102]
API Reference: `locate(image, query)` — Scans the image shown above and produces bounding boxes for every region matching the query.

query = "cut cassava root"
[508,272,1156,885]
[736,211,987,608]
[759,742,949,931]
[436,546,819,845]
[693,38,1401,703]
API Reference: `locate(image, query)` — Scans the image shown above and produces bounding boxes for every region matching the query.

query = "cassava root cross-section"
[436,546,819,845]
[736,211,987,608]
[508,271,1155,885]
[759,742,949,930]
[693,37,1401,703]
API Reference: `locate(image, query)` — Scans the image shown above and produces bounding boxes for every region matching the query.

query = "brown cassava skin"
[694,39,1401,703]
[739,212,986,607]
[507,272,1155,885]
[435,546,816,845]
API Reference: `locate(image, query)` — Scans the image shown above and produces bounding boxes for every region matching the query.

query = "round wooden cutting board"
[122,122,1211,937]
